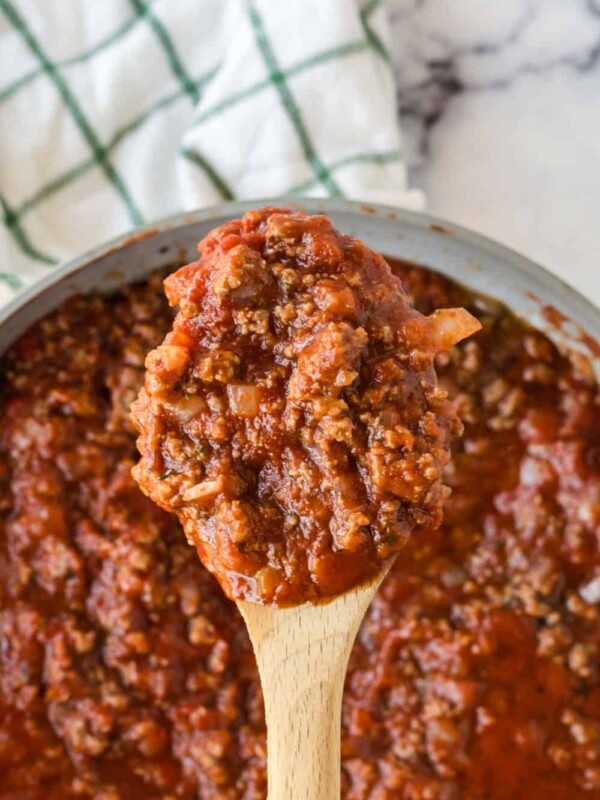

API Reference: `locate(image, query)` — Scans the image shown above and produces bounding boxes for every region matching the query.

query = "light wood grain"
[237,568,390,800]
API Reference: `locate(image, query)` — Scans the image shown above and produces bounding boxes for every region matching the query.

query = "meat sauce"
[0,258,599,798]
[131,208,478,605]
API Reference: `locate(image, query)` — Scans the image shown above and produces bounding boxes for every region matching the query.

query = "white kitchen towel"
[0,0,423,306]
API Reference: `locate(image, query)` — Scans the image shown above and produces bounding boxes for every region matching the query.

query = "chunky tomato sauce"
[132,208,478,605]
[0,257,599,798]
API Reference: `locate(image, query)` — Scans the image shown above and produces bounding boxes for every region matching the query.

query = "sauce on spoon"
[131,207,480,606]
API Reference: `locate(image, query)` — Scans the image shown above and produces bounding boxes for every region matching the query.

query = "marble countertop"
[388,0,600,308]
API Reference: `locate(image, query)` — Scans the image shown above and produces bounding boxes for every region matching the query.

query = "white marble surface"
[387,0,600,308]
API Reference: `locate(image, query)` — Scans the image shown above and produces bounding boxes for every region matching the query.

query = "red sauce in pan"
[0,258,599,798]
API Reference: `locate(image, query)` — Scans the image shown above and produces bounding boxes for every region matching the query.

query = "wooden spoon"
[128,209,481,796]
[237,565,391,800]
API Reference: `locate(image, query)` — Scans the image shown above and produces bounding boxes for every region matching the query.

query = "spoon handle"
[238,586,379,799]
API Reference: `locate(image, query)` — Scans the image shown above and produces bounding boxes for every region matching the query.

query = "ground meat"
[131,208,479,605]
[0,277,264,800]
[0,255,598,798]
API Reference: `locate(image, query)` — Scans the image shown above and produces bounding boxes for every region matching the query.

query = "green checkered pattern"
[0,0,414,305]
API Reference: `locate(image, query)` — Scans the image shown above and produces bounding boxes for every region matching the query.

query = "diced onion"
[425,308,482,353]
[580,576,600,604]
[164,394,206,423]
[182,476,225,503]
[230,284,259,303]
[227,384,262,417]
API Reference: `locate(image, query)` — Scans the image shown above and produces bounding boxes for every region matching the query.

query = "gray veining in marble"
[387,0,600,305]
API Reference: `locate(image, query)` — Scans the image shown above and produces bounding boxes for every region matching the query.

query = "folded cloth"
[0,0,423,306]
